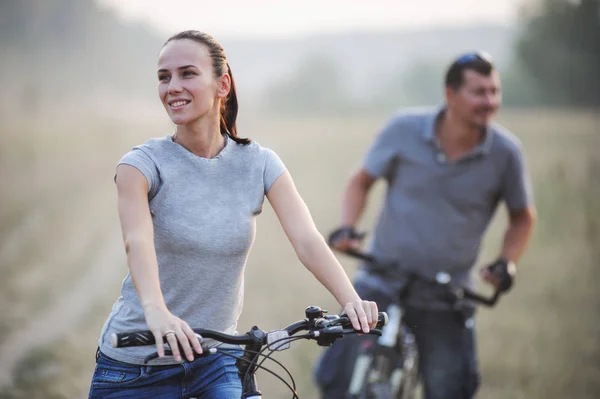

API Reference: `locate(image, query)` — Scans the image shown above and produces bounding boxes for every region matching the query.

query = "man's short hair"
[445,52,495,90]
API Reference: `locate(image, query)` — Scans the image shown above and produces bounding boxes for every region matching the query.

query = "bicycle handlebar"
[111,308,388,349]
[337,248,502,307]
[109,306,387,397]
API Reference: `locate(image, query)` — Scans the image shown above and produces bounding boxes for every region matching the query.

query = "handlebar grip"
[378,311,388,328]
[111,330,156,348]
[338,312,388,329]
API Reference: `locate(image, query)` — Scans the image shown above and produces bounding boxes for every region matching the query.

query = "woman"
[88,30,378,399]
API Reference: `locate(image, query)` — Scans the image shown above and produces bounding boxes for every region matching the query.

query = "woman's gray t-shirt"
[98,134,286,365]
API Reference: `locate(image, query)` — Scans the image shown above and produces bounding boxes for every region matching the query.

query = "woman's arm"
[115,164,202,360]
[266,171,378,332]
[116,165,163,310]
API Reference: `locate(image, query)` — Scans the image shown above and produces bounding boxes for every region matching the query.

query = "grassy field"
[0,108,598,398]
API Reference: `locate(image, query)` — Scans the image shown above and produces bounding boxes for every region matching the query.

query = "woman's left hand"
[343,299,379,333]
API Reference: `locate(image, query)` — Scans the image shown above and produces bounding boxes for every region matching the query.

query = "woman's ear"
[217,74,231,99]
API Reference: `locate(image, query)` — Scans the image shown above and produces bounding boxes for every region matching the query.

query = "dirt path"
[0,183,126,389]
[0,208,46,269]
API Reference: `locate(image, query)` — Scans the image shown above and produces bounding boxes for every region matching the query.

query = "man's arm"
[332,114,403,250]
[500,206,537,263]
[481,205,536,291]
[331,168,377,251]
[340,168,376,227]
[482,138,536,291]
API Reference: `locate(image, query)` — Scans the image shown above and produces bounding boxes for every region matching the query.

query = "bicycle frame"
[340,249,502,399]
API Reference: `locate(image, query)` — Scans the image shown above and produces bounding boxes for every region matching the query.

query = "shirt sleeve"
[116,147,161,200]
[502,143,534,211]
[263,148,287,194]
[363,115,402,180]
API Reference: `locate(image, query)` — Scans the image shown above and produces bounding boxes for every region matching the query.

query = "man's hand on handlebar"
[328,226,365,252]
[480,258,516,293]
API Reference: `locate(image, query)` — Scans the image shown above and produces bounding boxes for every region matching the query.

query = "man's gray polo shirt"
[355,107,533,309]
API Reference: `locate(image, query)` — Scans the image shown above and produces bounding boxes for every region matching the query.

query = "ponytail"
[220,64,250,145]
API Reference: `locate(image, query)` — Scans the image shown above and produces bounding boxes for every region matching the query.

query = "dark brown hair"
[164,30,250,145]
[445,52,495,91]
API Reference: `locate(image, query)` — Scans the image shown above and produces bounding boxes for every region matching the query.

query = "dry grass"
[0,108,598,398]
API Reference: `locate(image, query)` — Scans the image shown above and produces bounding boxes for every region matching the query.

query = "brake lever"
[144,351,164,364]
[143,342,214,364]
[345,328,383,337]
[317,326,383,337]
[144,349,199,364]
[463,288,502,306]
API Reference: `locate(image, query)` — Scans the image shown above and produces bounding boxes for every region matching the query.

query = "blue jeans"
[314,282,479,399]
[404,307,479,399]
[88,348,243,399]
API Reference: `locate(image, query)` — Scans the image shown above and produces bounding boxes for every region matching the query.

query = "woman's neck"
[173,115,225,158]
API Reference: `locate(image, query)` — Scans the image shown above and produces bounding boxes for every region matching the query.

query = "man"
[314,52,536,399]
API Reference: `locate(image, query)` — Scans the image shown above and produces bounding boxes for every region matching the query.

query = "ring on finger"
[165,330,176,336]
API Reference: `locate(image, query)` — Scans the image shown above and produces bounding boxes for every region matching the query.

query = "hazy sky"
[99,0,525,38]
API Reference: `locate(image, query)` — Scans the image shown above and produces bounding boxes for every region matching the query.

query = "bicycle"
[111,305,388,398]
[335,248,503,399]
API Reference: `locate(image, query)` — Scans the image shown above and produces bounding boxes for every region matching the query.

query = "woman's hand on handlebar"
[343,298,379,333]
[144,304,203,362]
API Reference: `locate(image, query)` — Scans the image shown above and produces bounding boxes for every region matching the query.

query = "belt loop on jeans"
[95,346,100,361]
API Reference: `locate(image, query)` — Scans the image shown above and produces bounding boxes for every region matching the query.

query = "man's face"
[446,69,502,129]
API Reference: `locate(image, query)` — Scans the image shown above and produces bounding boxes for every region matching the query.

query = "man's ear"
[445,85,457,103]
